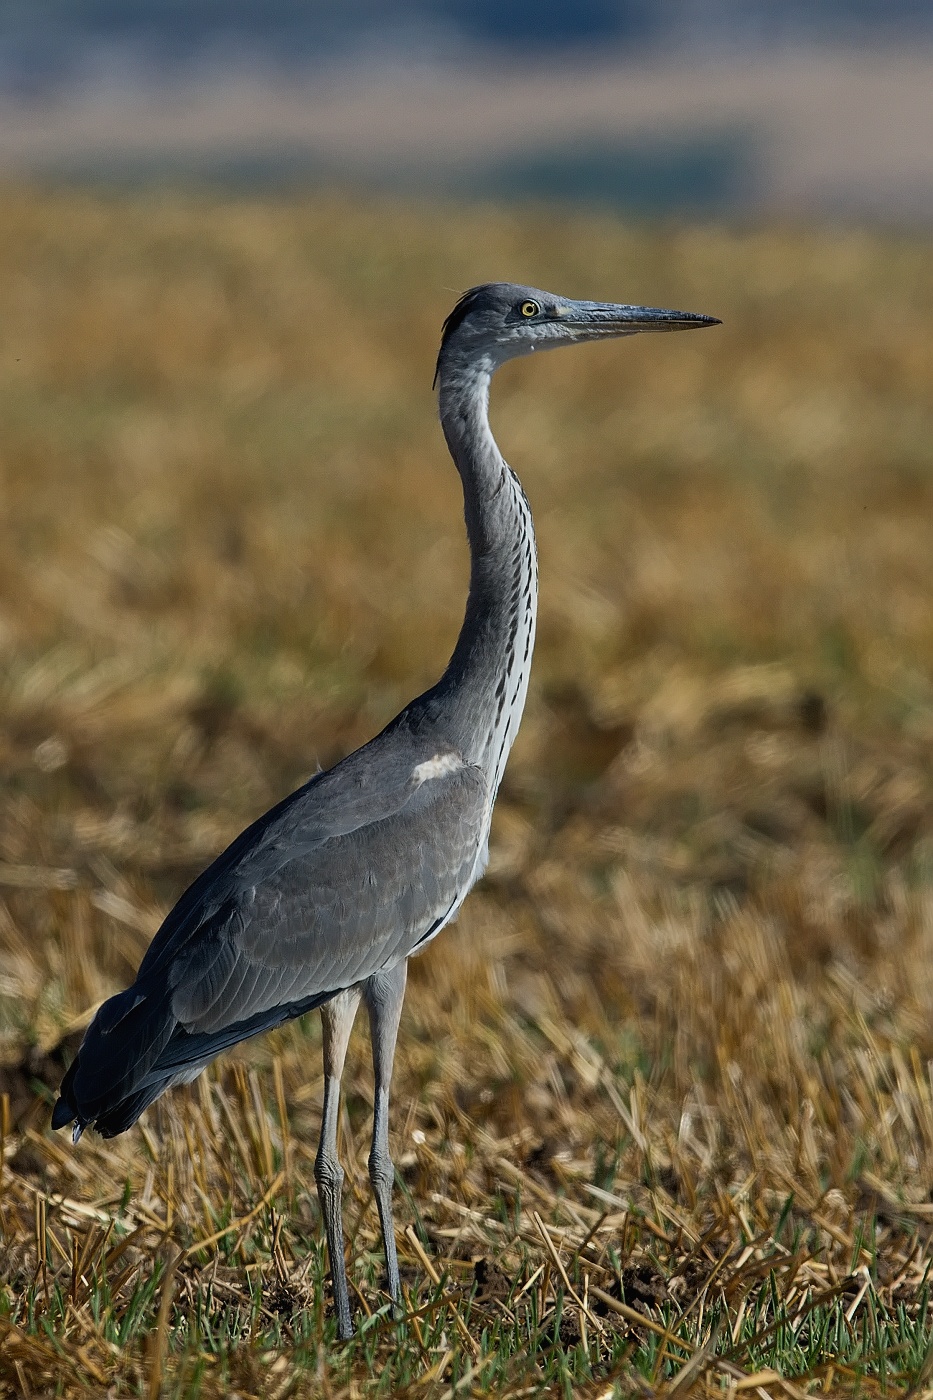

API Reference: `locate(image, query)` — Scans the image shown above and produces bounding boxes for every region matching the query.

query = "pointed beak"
[557,301,720,337]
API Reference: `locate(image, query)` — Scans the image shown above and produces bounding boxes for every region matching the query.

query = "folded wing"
[53,731,487,1136]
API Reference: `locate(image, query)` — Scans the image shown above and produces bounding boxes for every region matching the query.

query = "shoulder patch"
[411,752,464,785]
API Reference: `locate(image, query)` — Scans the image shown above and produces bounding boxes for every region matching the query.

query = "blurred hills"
[2,0,933,79]
[0,2,932,220]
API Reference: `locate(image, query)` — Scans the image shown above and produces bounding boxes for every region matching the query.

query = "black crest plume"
[434,286,485,386]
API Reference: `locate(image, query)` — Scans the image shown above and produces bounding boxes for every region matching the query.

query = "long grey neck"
[431,356,538,797]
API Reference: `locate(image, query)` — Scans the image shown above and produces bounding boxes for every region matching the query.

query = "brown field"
[2,188,933,1397]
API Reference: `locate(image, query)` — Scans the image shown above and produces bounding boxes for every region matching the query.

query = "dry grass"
[2,187,933,1396]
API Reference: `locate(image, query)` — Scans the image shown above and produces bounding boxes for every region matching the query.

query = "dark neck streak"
[432,358,538,784]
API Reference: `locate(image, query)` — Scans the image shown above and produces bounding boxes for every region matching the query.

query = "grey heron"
[53,282,718,1338]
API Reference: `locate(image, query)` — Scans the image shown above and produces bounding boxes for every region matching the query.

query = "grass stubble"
[1,188,933,1396]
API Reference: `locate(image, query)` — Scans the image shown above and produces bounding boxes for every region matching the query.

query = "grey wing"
[169,757,488,1036]
[52,737,490,1137]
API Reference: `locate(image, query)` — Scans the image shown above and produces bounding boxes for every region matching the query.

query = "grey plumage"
[53,281,718,1338]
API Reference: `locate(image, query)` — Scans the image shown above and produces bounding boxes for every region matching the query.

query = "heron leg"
[315,985,362,1340]
[363,959,408,1312]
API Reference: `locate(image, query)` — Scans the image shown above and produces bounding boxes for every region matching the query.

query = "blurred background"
[0,0,932,220]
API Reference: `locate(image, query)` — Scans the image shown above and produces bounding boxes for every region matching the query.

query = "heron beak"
[558,302,720,337]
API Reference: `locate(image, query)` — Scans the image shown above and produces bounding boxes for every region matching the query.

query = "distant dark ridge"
[0,0,932,74]
[32,130,757,221]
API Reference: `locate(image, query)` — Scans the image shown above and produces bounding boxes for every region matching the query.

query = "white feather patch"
[412,752,463,785]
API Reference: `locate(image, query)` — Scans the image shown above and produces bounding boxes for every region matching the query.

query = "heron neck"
[434,359,538,790]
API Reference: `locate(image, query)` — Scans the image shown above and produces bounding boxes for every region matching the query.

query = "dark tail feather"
[53,1055,178,1139]
[51,1058,79,1130]
[52,980,176,1137]
[94,1081,175,1137]
[53,985,335,1139]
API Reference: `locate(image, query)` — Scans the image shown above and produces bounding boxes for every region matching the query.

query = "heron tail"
[53,981,336,1139]
[51,980,177,1138]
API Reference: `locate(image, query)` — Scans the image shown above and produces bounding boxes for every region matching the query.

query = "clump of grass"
[1,187,933,1395]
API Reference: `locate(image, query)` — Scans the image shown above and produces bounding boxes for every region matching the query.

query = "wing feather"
[55,727,490,1135]
[175,758,487,1035]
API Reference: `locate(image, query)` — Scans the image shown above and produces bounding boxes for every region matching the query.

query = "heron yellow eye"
[520,300,540,318]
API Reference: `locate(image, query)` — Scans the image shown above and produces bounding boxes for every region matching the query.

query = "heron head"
[435,281,719,384]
